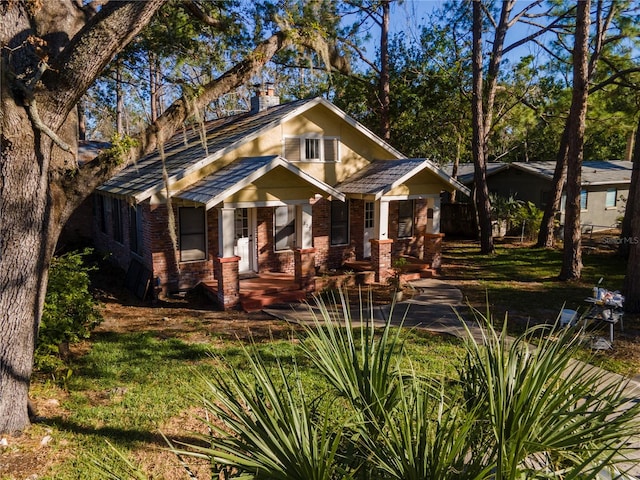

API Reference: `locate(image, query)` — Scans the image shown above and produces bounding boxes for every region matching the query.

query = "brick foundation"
[295,248,316,291]
[371,239,393,283]
[423,233,444,270]
[215,256,241,309]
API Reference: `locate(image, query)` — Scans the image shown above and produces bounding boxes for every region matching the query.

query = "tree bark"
[472,0,494,254]
[559,0,591,281]
[536,124,570,248]
[622,116,640,312]
[0,0,349,434]
[379,0,391,142]
[620,117,640,259]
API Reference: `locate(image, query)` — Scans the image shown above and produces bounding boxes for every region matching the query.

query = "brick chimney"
[250,82,280,113]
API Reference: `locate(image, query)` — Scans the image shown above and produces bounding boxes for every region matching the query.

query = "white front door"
[363,201,375,259]
[234,208,256,274]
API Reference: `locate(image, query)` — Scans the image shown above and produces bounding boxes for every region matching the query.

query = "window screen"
[331,200,349,246]
[179,207,206,262]
[397,200,414,238]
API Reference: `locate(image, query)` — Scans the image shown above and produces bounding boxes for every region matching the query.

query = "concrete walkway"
[264,277,640,478]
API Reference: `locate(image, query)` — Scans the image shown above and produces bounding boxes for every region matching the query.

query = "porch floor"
[201,272,308,312]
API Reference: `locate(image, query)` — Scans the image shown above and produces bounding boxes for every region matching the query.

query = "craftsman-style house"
[91,90,469,309]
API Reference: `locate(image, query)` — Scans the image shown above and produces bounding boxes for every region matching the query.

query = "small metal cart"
[583,297,624,350]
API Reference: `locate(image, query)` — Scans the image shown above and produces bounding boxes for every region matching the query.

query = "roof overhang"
[174,155,345,209]
[338,158,471,199]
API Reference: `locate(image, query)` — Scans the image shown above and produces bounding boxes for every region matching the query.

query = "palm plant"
[460,309,640,479]
[92,292,640,479]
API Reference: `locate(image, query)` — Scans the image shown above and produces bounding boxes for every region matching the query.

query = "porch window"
[605,188,617,208]
[129,204,143,256]
[274,205,296,251]
[112,198,123,243]
[397,200,414,238]
[179,206,206,262]
[331,200,349,246]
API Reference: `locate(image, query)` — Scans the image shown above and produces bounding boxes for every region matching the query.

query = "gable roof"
[448,160,632,187]
[174,155,345,209]
[98,97,406,202]
[337,158,471,199]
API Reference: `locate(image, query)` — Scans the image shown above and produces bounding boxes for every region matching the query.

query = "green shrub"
[36,249,103,373]
[514,200,543,241]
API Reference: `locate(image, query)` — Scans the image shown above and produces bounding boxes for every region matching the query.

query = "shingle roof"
[98,99,309,201]
[337,158,470,198]
[513,160,633,185]
[446,160,633,186]
[174,155,344,209]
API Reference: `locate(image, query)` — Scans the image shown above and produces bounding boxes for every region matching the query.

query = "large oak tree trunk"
[0,101,62,432]
[559,0,590,281]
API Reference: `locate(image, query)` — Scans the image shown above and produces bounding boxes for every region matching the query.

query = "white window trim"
[283,135,340,163]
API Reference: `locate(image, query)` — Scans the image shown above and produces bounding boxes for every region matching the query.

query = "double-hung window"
[129,204,143,256]
[580,189,588,210]
[605,188,617,208]
[112,198,123,243]
[331,200,349,246]
[397,200,414,238]
[274,205,296,251]
[179,207,206,262]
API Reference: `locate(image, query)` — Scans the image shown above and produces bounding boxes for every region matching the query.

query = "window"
[284,136,339,162]
[179,207,206,262]
[364,202,374,229]
[331,200,349,246]
[129,204,143,256]
[305,138,320,160]
[397,200,414,238]
[605,188,617,208]
[580,189,588,210]
[95,194,107,233]
[274,205,296,251]
[112,198,123,243]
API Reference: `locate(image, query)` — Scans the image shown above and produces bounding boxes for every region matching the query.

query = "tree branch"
[46,0,166,128]
[590,66,640,93]
[181,0,229,30]
[74,27,349,193]
[503,5,576,55]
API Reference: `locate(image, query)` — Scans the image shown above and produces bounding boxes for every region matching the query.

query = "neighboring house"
[449,160,631,233]
[90,90,469,309]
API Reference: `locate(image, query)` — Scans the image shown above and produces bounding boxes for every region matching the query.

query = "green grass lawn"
[21,328,464,479]
[442,239,639,376]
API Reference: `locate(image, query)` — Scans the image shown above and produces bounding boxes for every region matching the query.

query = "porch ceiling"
[174,155,345,209]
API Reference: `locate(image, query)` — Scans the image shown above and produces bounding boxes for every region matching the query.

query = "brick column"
[215,256,241,309]
[295,247,316,292]
[371,239,393,283]
[423,233,444,270]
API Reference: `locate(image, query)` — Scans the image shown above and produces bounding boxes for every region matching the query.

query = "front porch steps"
[199,272,308,312]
